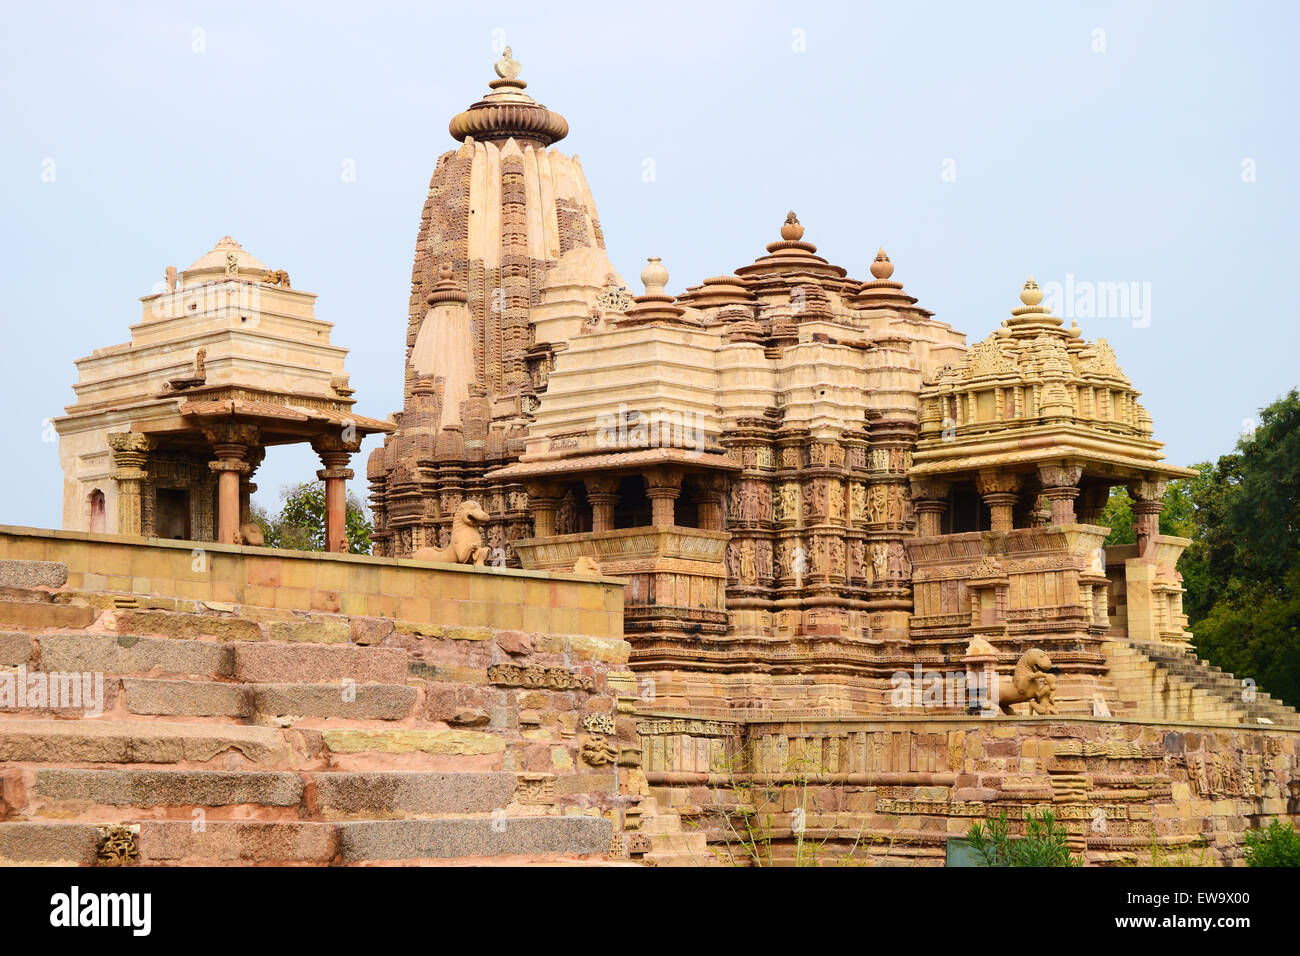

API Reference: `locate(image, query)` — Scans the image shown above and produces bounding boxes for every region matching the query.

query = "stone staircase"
[0,570,620,866]
[1104,638,1300,728]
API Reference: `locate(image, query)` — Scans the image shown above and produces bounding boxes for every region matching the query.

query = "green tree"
[251,482,372,554]
[1178,391,1300,706]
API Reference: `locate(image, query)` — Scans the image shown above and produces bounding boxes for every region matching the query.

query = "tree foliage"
[1096,391,1300,707]
[1243,820,1300,867]
[966,810,1080,867]
[250,482,372,555]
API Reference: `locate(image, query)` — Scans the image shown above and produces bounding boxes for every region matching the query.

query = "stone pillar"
[205,425,258,545]
[1076,483,1110,526]
[695,474,727,532]
[645,468,683,528]
[526,482,563,538]
[107,433,156,537]
[313,435,361,553]
[1128,478,1167,557]
[1037,464,1083,526]
[584,476,620,533]
[976,471,1023,532]
[910,479,950,537]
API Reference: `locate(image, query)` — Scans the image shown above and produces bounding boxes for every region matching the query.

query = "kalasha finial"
[870,247,894,281]
[640,256,669,297]
[1020,275,1044,307]
[780,211,804,241]
[494,46,522,81]
[427,263,466,306]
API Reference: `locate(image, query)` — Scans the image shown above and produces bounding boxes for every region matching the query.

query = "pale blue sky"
[2,0,1296,529]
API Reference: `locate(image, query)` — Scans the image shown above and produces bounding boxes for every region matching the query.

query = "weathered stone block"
[34,768,302,806]
[232,643,406,684]
[313,771,516,815]
[337,816,612,860]
[252,682,416,720]
[123,678,251,717]
[0,560,68,589]
[38,634,233,678]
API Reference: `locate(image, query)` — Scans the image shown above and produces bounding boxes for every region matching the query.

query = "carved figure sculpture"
[412,500,490,565]
[997,648,1057,715]
[572,555,602,576]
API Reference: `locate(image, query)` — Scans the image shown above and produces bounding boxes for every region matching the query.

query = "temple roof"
[184,236,267,275]
[447,48,568,149]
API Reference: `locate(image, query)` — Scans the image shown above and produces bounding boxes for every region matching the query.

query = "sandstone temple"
[0,49,1295,867]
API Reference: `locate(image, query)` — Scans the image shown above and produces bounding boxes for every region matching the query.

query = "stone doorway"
[156,488,191,540]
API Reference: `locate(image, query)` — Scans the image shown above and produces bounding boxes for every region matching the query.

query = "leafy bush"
[251,482,372,554]
[967,810,1081,867]
[1243,820,1300,867]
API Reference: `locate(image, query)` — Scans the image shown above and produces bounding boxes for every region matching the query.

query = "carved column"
[205,424,258,545]
[526,481,563,538]
[313,434,361,553]
[695,473,727,532]
[645,468,683,528]
[976,470,1023,532]
[1076,483,1111,526]
[584,476,620,533]
[107,433,156,537]
[910,479,950,537]
[1037,464,1083,526]
[1128,478,1167,557]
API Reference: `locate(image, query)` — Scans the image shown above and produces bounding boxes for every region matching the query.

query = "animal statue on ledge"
[236,522,264,547]
[997,648,1058,715]
[412,500,491,566]
[572,555,602,576]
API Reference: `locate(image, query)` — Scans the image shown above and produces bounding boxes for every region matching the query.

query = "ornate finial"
[449,46,568,148]
[1020,275,1043,307]
[494,46,521,81]
[640,257,669,297]
[870,247,894,281]
[427,263,467,306]
[780,211,804,241]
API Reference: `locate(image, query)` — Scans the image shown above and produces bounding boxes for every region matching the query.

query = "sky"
[1,0,1296,530]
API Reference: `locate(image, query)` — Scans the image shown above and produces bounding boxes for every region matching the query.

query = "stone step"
[0,718,286,765]
[0,561,68,590]
[0,817,615,865]
[0,822,101,864]
[312,771,517,817]
[232,643,407,684]
[0,586,53,604]
[124,678,251,717]
[335,816,612,862]
[32,768,303,808]
[251,683,417,721]
[110,608,263,643]
[24,768,520,818]
[36,633,234,680]
[0,600,95,631]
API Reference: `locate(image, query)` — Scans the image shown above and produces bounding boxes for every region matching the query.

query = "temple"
[367,50,1205,720]
[54,237,392,551]
[7,48,1294,868]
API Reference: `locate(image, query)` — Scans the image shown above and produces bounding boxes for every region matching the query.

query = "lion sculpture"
[412,500,491,566]
[996,648,1057,715]
[572,555,602,576]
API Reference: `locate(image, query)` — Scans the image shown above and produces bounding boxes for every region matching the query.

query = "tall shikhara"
[370,49,618,558]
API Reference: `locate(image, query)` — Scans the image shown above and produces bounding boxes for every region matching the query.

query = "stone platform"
[0,527,645,866]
